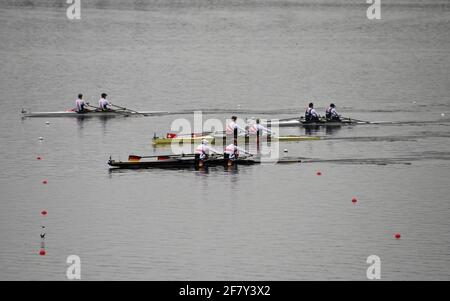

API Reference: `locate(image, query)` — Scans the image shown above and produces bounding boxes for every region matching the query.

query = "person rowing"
[304,102,320,123]
[98,93,112,111]
[248,118,274,136]
[226,116,247,136]
[195,139,220,160]
[325,103,341,121]
[224,140,252,160]
[75,94,89,113]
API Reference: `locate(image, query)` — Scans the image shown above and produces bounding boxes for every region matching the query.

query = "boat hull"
[108,157,258,169]
[21,110,170,118]
[264,117,357,127]
[152,135,320,145]
[108,156,301,169]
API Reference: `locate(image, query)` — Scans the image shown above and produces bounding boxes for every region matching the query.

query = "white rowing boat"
[21,109,171,118]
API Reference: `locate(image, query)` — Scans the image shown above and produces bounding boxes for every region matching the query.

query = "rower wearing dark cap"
[325,103,341,121]
[75,94,89,113]
[305,102,320,123]
[98,93,112,110]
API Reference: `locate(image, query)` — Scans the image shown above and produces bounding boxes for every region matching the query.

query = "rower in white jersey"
[75,94,89,113]
[248,118,274,136]
[195,139,220,160]
[224,141,252,160]
[325,103,341,121]
[98,93,112,110]
[304,102,320,123]
[226,116,248,136]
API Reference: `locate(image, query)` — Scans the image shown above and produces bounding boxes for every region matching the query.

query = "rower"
[226,116,247,136]
[195,139,220,161]
[248,119,274,136]
[224,140,251,161]
[98,93,112,111]
[75,94,88,113]
[304,102,320,123]
[325,103,341,121]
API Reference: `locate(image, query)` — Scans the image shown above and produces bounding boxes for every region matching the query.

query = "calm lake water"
[0,0,449,280]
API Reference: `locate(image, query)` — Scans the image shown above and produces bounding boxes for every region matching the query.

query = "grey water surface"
[0,0,449,280]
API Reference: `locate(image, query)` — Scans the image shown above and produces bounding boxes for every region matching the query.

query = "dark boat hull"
[108,157,258,169]
[269,117,358,127]
[108,156,301,169]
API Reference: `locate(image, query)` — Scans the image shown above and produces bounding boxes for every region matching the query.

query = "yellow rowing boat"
[152,134,320,145]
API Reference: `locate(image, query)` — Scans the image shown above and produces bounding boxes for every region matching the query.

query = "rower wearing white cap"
[248,118,274,136]
[224,141,252,160]
[195,139,220,160]
[226,116,247,136]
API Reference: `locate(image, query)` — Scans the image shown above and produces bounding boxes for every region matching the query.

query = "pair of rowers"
[226,115,274,136]
[305,102,341,123]
[195,115,270,161]
[195,139,250,161]
[75,93,113,113]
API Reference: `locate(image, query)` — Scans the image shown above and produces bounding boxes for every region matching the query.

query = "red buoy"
[41,210,47,216]
[316,171,322,176]
[351,197,357,204]
[39,249,46,256]
[42,180,48,184]
[37,156,42,160]
[394,233,401,239]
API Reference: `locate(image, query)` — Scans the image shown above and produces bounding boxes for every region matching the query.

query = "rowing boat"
[152,133,320,145]
[263,117,361,127]
[108,154,301,169]
[152,135,214,145]
[21,109,171,118]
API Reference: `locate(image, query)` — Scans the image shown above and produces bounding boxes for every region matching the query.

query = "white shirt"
[75,98,85,111]
[226,121,247,135]
[224,144,248,155]
[99,98,110,109]
[249,123,272,135]
[306,107,319,117]
[195,144,219,155]
[327,107,339,118]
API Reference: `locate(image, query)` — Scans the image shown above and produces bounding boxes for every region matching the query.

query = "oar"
[111,104,149,116]
[86,104,130,116]
[128,153,196,161]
